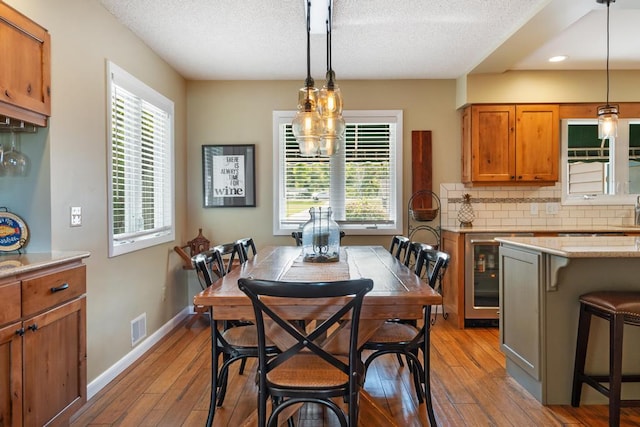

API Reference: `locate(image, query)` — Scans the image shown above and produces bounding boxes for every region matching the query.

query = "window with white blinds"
[107,62,175,257]
[273,110,403,235]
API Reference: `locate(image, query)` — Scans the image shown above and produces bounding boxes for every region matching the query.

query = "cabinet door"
[471,105,516,182]
[440,231,465,328]
[0,321,22,427]
[23,297,86,427]
[499,246,541,380]
[0,2,51,125]
[461,106,472,183]
[515,105,559,182]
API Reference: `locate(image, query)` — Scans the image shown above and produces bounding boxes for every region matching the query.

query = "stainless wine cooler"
[464,233,533,325]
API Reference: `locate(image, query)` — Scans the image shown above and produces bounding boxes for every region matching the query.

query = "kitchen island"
[496,236,640,405]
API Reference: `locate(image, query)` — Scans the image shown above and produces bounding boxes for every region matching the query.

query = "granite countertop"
[440,225,640,234]
[0,251,91,279]
[496,236,640,258]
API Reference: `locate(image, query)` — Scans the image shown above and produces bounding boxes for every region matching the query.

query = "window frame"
[107,61,175,257]
[272,110,403,236]
[561,118,637,206]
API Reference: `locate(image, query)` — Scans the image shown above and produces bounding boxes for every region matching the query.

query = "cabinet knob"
[518,175,523,180]
[27,83,32,94]
[510,176,515,180]
[28,324,38,332]
[15,328,25,337]
[4,89,10,99]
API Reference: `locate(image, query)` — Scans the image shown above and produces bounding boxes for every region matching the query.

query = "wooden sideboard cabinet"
[0,1,51,126]
[0,260,86,427]
[462,104,559,185]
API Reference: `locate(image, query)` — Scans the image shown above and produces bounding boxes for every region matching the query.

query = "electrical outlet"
[545,202,560,215]
[70,206,82,227]
[530,203,538,216]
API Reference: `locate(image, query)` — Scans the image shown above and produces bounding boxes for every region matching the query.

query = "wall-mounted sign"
[202,144,256,207]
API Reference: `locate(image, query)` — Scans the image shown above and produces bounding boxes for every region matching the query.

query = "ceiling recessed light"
[548,55,568,63]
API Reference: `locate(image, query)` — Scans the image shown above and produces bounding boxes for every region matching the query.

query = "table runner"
[280,247,350,282]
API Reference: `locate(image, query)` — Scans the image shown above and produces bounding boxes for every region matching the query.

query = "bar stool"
[571,291,640,427]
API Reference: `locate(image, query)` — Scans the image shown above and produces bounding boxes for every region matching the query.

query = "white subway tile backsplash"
[439,182,635,229]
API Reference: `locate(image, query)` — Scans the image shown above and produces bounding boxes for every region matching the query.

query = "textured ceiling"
[98,0,640,81]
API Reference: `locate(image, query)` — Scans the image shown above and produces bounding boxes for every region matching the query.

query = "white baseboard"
[86,306,191,400]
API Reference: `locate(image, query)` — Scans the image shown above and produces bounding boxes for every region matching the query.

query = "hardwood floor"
[71,314,640,426]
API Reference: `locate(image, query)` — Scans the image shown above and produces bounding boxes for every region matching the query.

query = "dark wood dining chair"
[403,241,425,268]
[238,277,373,427]
[389,235,411,261]
[191,248,279,412]
[235,237,257,262]
[361,245,449,425]
[209,242,244,277]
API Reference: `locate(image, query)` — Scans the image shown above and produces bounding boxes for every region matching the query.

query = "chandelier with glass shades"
[292,0,345,157]
[596,0,619,140]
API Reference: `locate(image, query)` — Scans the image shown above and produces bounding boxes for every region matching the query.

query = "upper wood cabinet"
[0,1,51,126]
[462,104,559,185]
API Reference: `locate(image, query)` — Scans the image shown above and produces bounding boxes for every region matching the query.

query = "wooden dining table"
[193,245,442,426]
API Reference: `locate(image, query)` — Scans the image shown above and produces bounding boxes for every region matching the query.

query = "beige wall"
[6,0,189,382]
[186,79,460,247]
[462,70,640,106]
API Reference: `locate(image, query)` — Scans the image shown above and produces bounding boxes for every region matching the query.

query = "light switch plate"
[70,206,82,227]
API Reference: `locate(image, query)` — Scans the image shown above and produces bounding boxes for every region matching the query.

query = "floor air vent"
[131,313,147,347]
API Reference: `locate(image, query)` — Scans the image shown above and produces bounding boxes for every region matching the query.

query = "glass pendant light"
[292,0,323,157]
[597,0,618,140]
[318,0,344,157]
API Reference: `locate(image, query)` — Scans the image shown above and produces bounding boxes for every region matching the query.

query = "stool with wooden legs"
[571,291,640,427]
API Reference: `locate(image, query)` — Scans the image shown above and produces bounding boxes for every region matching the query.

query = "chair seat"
[267,353,349,388]
[367,321,419,344]
[221,325,274,348]
[580,291,640,319]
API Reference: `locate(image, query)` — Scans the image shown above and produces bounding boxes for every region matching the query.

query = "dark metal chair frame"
[361,245,449,426]
[238,277,373,427]
[192,247,279,424]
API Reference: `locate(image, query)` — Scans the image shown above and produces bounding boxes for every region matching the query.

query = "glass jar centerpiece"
[301,206,340,262]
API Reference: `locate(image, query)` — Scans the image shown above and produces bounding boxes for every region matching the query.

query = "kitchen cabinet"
[440,230,465,328]
[0,261,86,427]
[462,104,559,185]
[0,1,51,126]
[499,245,541,381]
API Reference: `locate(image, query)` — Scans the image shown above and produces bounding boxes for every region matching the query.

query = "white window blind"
[107,62,175,256]
[273,110,402,235]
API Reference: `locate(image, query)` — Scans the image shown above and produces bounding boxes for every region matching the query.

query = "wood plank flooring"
[71,315,640,426]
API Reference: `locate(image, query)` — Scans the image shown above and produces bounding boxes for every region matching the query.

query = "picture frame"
[202,144,256,208]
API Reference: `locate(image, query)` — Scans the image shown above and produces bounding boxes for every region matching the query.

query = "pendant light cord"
[606,0,611,106]
[327,2,332,73]
[305,0,313,88]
